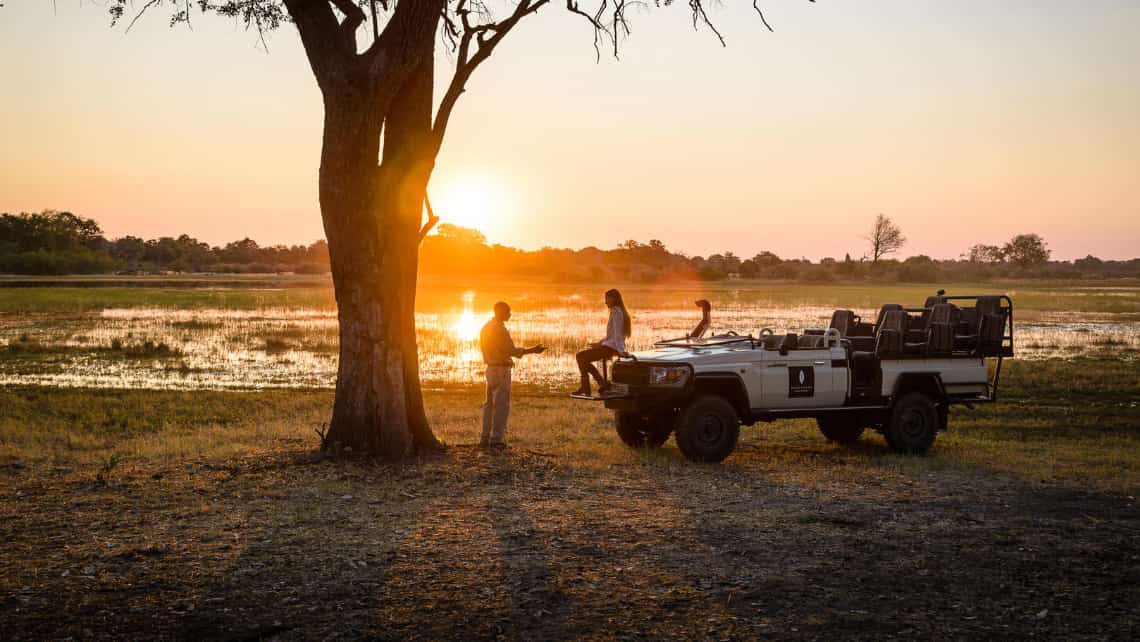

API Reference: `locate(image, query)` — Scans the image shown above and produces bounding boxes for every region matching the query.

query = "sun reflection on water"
[452,290,482,342]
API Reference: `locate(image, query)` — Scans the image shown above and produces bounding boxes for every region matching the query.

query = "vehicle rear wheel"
[817,416,865,444]
[886,392,938,454]
[674,395,740,463]
[614,411,673,449]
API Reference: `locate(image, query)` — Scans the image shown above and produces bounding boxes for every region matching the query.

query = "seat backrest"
[875,304,903,329]
[798,334,823,349]
[829,309,856,336]
[923,295,945,309]
[920,295,945,328]
[876,328,903,357]
[878,309,908,335]
[930,303,960,326]
[779,333,799,353]
[927,323,954,354]
[975,296,1001,319]
[874,310,907,357]
[978,313,1005,349]
[959,307,979,334]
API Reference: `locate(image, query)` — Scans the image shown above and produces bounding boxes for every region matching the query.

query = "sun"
[433,177,506,240]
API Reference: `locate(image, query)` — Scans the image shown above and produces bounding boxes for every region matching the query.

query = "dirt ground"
[3,433,1138,640]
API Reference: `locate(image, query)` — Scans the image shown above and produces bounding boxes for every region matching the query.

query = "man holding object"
[478,301,546,449]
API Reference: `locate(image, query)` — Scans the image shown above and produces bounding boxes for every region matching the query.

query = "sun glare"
[433,177,506,240]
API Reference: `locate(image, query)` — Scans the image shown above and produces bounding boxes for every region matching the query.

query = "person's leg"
[481,368,498,446]
[576,347,608,389]
[594,346,621,392]
[491,367,512,445]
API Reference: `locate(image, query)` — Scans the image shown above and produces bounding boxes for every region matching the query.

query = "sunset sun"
[433,177,506,239]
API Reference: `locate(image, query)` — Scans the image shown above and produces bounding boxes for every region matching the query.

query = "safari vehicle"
[599,293,1013,462]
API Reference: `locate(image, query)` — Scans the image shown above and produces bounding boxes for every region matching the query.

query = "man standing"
[478,301,545,449]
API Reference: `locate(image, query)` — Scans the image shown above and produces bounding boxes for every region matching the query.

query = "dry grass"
[1,358,1138,639]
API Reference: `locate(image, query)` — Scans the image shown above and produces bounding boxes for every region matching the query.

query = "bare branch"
[125,0,163,33]
[752,0,773,32]
[688,0,725,47]
[433,0,551,147]
[419,193,440,242]
[566,0,609,62]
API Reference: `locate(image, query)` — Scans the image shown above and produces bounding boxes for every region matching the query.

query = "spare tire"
[817,416,865,444]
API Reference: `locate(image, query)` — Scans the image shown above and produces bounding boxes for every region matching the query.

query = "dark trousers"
[576,346,620,387]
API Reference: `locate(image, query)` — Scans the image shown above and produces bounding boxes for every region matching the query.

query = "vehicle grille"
[612,361,648,386]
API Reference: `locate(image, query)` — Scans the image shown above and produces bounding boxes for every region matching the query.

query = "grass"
[1,357,1137,639]
[1,358,1136,491]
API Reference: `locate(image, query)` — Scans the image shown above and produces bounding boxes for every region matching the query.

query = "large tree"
[87,0,799,458]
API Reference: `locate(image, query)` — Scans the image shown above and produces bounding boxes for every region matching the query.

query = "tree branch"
[419,193,440,241]
[431,0,550,148]
[566,0,610,62]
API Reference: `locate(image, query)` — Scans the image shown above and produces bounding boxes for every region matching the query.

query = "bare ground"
[3,432,1138,641]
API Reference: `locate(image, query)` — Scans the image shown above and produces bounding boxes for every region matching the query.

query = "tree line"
[3,209,1137,281]
[0,210,329,275]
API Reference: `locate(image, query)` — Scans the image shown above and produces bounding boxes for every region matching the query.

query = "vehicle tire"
[614,411,673,449]
[674,395,740,463]
[817,416,865,444]
[885,392,939,455]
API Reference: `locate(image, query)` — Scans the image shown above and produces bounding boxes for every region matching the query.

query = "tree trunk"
[319,59,439,458]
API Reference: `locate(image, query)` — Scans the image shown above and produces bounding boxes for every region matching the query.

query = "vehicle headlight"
[648,365,690,387]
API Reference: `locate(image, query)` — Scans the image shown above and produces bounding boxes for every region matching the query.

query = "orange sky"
[1,1,1138,260]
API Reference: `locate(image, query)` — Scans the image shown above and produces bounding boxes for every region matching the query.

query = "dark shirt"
[479,318,524,367]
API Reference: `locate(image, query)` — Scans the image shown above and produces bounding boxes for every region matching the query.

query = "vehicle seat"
[875,310,907,357]
[956,296,1003,352]
[925,303,959,354]
[798,334,824,349]
[829,309,856,336]
[874,304,903,332]
[919,294,944,328]
[779,333,799,353]
[977,313,1006,355]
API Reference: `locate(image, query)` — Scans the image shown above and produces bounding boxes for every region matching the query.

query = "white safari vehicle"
[601,293,1013,462]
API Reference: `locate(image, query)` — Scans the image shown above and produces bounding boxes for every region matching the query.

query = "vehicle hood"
[624,344,757,365]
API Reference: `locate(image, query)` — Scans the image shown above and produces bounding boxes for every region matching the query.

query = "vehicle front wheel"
[817,416,865,444]
[674,395,740,463]
[614,411,673,449]
[885,392,939,455]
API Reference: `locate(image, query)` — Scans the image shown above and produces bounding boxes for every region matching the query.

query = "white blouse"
[601,307,626,353]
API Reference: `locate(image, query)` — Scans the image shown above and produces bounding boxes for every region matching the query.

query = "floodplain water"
[2,288,1137,390]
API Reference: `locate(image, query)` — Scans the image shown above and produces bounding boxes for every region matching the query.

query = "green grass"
[2,358,1136,492]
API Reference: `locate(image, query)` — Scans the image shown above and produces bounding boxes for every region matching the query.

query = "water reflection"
[0,302,1136,391]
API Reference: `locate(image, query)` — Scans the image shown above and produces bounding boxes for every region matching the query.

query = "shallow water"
[2,300,1137,390]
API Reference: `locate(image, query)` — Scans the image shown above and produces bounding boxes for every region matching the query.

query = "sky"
[1,1,1138,261]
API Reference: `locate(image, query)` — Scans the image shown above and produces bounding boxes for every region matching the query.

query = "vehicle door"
[759,347,838,409]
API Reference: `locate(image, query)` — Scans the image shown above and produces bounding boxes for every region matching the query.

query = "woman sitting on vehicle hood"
[573,288,632,396]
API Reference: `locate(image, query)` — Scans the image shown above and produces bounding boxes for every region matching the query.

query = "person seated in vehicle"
[572,288,632,397]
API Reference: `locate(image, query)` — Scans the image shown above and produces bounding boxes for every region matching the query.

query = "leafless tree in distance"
[865,213,906,264]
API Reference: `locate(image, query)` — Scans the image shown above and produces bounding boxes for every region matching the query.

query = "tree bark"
[319,59,439,458]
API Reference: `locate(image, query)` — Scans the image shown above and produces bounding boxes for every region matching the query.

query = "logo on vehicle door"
[788,366,815,398]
